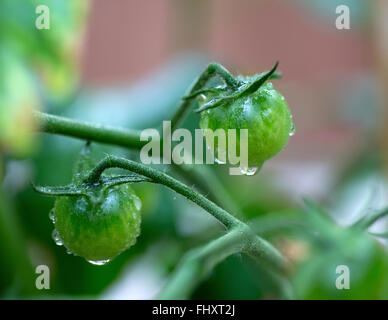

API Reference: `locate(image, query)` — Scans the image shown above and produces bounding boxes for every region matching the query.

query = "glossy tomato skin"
[200,83,293,167]
[53,184,141,263]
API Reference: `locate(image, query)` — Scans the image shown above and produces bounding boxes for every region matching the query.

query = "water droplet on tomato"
[133,196,142,211]
[87,259,111,266]
[289,123,295,136]
[52,229,63,246]
[49,209,55,222]
[240,166,258,176]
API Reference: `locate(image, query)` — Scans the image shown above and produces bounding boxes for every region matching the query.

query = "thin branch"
[157,227,245,299]
[84,155,242,230]
[157,226,290,299]
[34,111,146,149]
[170,63,240,131]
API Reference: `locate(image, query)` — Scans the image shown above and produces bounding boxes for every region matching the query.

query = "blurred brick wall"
[81,0,371,85]
[81,0,170,84]
[80,0,374,170]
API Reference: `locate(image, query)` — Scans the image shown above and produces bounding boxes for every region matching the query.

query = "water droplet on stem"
[133,196,142,211]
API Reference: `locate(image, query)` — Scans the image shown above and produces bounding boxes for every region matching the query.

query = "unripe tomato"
[200,82,293,168]
[52,183,141,265]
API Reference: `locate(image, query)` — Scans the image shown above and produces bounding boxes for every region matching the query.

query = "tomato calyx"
[32,143,149,204]
[189,61,280,113]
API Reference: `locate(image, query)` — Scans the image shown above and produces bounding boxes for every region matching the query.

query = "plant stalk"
[34,111,145,149]
[84,155,242,230]
[170,63,240,130]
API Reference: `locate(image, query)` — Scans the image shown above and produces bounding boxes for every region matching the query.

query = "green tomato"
[200,82,293,168]
[52,183,141,265]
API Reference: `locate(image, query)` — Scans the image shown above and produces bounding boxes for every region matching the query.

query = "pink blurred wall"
[81,0,371,85]
[80,0,375,190]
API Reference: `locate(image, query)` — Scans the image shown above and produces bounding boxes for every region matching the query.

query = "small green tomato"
[200,82,293,169]
[52,183,141,265]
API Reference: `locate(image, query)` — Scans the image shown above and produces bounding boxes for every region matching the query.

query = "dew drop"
[49,209,55,222]
[52,229,63,246]
[133,196,142,211]
[289,123,296,136]
[198,94,207,106]
[240,166,258,176]
[87,259,111,266]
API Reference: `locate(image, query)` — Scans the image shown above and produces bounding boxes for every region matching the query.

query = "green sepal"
[99,174,152,190]
[31,183,86,197]
[194,61,279,113]
[182,86,227,100]
[33,173,150,197]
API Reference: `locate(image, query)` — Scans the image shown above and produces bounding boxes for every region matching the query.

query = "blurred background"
[1,0,388,299]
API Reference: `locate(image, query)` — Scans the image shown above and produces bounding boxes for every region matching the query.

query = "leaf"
[352,207,388,230]
[302,197,335,225]
[369,231,388,239]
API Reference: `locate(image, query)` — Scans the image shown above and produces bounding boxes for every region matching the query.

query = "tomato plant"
[28,62,388,300]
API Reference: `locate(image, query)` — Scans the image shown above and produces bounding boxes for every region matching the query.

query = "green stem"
[34,111,145,149]
[34,64,238,145]
[171,164,242,216]
[84,155,242,230]
[157,226,289,299]
[156,227,246,299]
[170,63,239,130]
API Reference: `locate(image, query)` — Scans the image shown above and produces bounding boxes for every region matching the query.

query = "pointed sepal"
[194,61,279,113]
